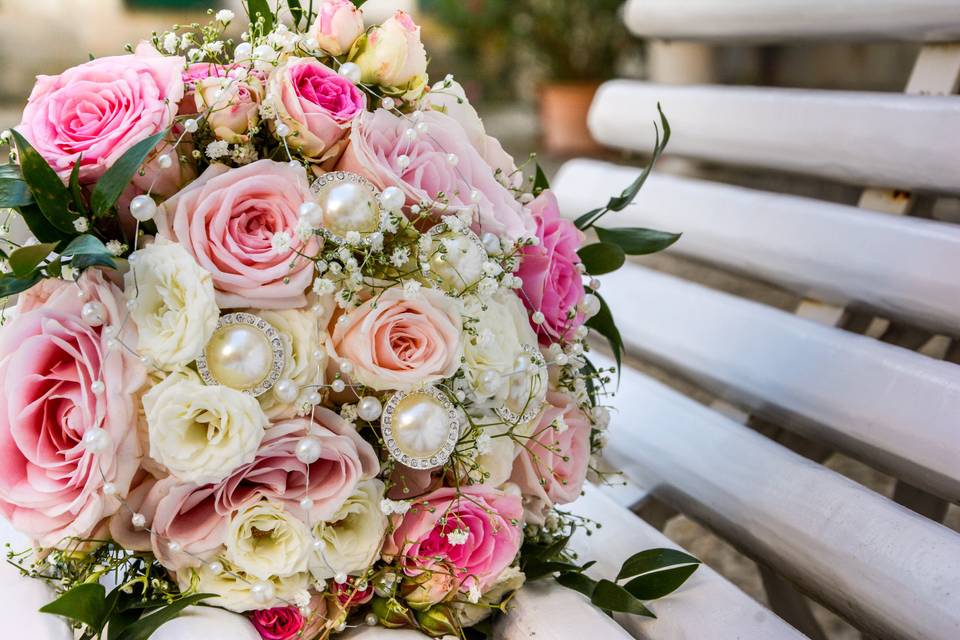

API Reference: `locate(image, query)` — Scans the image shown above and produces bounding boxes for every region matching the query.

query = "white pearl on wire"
[183,119,199,133]
[157,154,174,170]
[396,154,411,170]
[339,361,354,375]
[250,581,276,605]
[330,379,346,393]
[381,97,396,110]
[295,436,323,464]
[208,561,224,575]
[102,483,117,496]
[415,122,429,136]
[403,128,417,142]
[82,428,111,453]
[90,380,105,395]
[131,513,146,529]
[307,391,323,406]
[81,301,106,327]
[357,396,383,422]
[274,378,299,403]
[334,572,348,585]
[580,294,601,318]
[275,122,291,138]
[234,42,253,62]
[532,311,546,325]
[299,497,315,511]
[168,540,182,553]
[447,153,459,166]
[365,613,378,626]
[470,189,482,203]
[380,186,405,212]
[129,195,157,222]
[339,62,362,83]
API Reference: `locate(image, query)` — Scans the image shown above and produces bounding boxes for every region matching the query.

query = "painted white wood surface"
[555,160,960,335]
[588,81,960,194]
[592,353,960,640]
[596,264,960,502]
[496,581,635,640]
[623,0,960,43]
[568,485,806,640]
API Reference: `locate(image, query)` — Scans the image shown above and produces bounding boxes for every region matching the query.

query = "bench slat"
[589,82,960,194]
[597,264,960,502]
[594,355,960,640]
[555,159,960,335]
[569,485,807,640]
[496,581,635,639]
[623,0,960,43]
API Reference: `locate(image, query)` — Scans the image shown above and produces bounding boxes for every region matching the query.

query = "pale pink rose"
[352,11,428,95]
[142,477,226,570]
[0,271,146,548]
[131,133,197,199]
[17,43,184,183]
[338,109,533,243]
[155,159,320,309]
[382,486,522,593]
[269,58,365,162]
[515,190,587,343]
[511,392,591,514]
[195,73,264,143]
[108,472,157,552]
[308,0,365,56]
[328,288,463,392]
[251,606,304,640]
[215,414,379,522]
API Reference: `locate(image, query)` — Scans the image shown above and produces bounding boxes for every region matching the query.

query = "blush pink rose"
[511,391,591,514]
[251,606,304,640]
[515,190,587,344]
[0,271,146,548]
[329,288,463,392]
[17,43,184,183]
[195,73,264,144]
[270,58,365,163]
[337,109,533,243]
[307,0,365,56]
[141,477,225,570]
[382,486,522,593]
[155,159,320,309]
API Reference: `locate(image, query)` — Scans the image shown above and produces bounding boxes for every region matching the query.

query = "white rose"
[126,239,219,370]
[143,370,266,484]
[179,559,310,613]
[467,416,516,488]
[464,290,537,406]
[310,479,387,580]
[254,308,326,419]
[225,500,312,580]
[352,10,427,95]
[454,565,526,626]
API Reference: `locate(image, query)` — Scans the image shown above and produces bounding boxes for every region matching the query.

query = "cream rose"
[225,500,312,580]
[143,370,267,484]
[310,479,387,581]
[329,287,463,392]
[179,560,310,613]
[465,415,517,488]
[454,565,526,626]
[127,239,219,370]
[307,0,365,56]
[351,10,427,97]
[254,308,326,419]
[194,73,263,143]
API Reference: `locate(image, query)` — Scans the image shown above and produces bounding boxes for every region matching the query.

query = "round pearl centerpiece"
[196,313,285,397]
[310,172,383,242]
[381,386,461,469]
[422,223,486,294]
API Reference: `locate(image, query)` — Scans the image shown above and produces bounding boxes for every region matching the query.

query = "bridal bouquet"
[0,2,696,638]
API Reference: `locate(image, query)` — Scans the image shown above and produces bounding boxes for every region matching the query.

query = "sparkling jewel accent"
[496,345,547,425]
[196,313,285,397]
[381,386,461,470]
[309,172,386,244]
[421,223,487,294]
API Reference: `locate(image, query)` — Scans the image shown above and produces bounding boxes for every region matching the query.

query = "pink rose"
[329,288,463,392]
[156,159,320,309]
[308,0,365,56]
[383,486,522,593]
[0,271,146,547]
[17,43,184,183]
[251,606,304,640]
[332,577,374,607]
[515,190,587,343]
[142,478,225,570]
[270,58,365,163]
[338,109,533,243]
[511,391,591,513]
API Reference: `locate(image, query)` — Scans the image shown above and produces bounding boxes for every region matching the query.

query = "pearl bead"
[470,189,482,203]
[312,539,325,551]
[299,201,323,228]
[447,153,459,166]
[390,392,455,459]
[82,428,111,453]
[514,355,529,373]
[129,195,157,222]
[478,370,505,397]
[381,97,396,110]
[555,353,569,366]
[183,119,199,133]
[357,396,382,422]
[339,62,362,83]
[410,111,423,122]
[274,378,299,403]
[157,154,174,170]
[396,155,411,170]
[102,483,117,496]
[532,311,546,325]
[299,497,315,511]
[415,122,429,135]
[334,573,348,584]
[125,298,138,311]
[331,379,346,393]
[314,178,381,238]
[234,42,252,62]
[295,437,323,464]
[308,391,323,406]
[580,294,601,318]
[299,606,312,617]
[288,160,302,171]
[380,186,405,212]
[208,561,224,575]
[339,361,354,375]
[253,44,275,62]
[275,122,291,138]
[91,380,105,395]
[131,513,146,528]
[204,324,275,391]
[403,128,417,141]
[365,613,378,626]
[168,540,182,553]
[589,278,601,291]
[81,301,106,326]
[481,232,501,255]
[250,581,276,605]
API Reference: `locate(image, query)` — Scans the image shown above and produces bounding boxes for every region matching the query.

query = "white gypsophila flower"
[313,277,335,295]
[231,143,257,165]
[179,34,192,50]
[379,498,411,516]
[143,369,267,484]
[390,247,409,268]
[162,32,178,54]
[453,565,526,626]
[310,480,388,580]
[254,308,326,419]
[205,140,230,160]
[367,232,384,253]
[345,230,362,246]
[295,218,314,243]
[215,9,235,22]
[402,279,422,299]
[226,501,312,580]
[271,230,292,254]
[477,277,498,298]
[105,240,126,257]
[294,590,311,608]
[126,239,219,370]
[553,416,569,434]
[381,212,399,234]
[467,582,482,604]
[418,234,433,254]
[447,529,469,546]
[204,41,225,55]
[73,217,89,232]
[179,561,309,613]
[475,431,492,455]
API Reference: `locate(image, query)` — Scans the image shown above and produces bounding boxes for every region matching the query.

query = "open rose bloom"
[0,3,683,639]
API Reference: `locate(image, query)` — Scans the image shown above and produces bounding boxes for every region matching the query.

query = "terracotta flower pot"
[538,82,602,156]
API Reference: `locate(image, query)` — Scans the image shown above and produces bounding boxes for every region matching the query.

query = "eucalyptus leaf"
[247,0,275,32]
[616,548,701,581]
[9,241,57,277]
[39,583,108,629]
[113,593,214,640]
[623,564,700,600]
[585,292,623,375]
[91,131,166,218]
[591,580,656,618]
[11,130,77,234]
[578,242,625,276]
[595,227,680,256]
[0,271,43,298]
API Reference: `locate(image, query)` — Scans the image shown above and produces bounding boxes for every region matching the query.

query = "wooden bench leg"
[892,481,949,522]
[758,566,828,640]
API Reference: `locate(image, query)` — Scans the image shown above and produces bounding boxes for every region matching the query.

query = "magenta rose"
[251,606,304,640]
[338,109,533,243]
[515,190,587,343]
[155,159,320,309]
[382,486,522,593]
[511,391,592,519]
[17,43,184,183]
[0,271,146,547]
[269,57,365,163]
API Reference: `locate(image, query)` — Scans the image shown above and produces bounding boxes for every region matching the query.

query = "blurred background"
[0,2,950,639]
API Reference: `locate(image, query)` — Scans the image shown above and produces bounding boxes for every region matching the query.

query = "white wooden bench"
[546,1,960,639]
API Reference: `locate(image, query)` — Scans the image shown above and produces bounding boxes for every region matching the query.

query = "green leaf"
[595,227,680,256]
[578,242,625,276]
[0,176,34,208]
[17,203,69,243]
[39,583,108,629]
[247,0,275,32]
[586,292,623,375]
[0,271,43,298]
[90,131,166,218]
[617,548,701,581]
[287,0,304,25]
[623,564,700,600]
[524,560,585,581]
[71,252,119,273]
[69,155,86,214]
[591,579,656,617]
[8,242,57,277]
[556,571,597,599]
[60,234,109,258]
[113,593,214,640]
[533,162,550,195]
[11,129,77,234]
